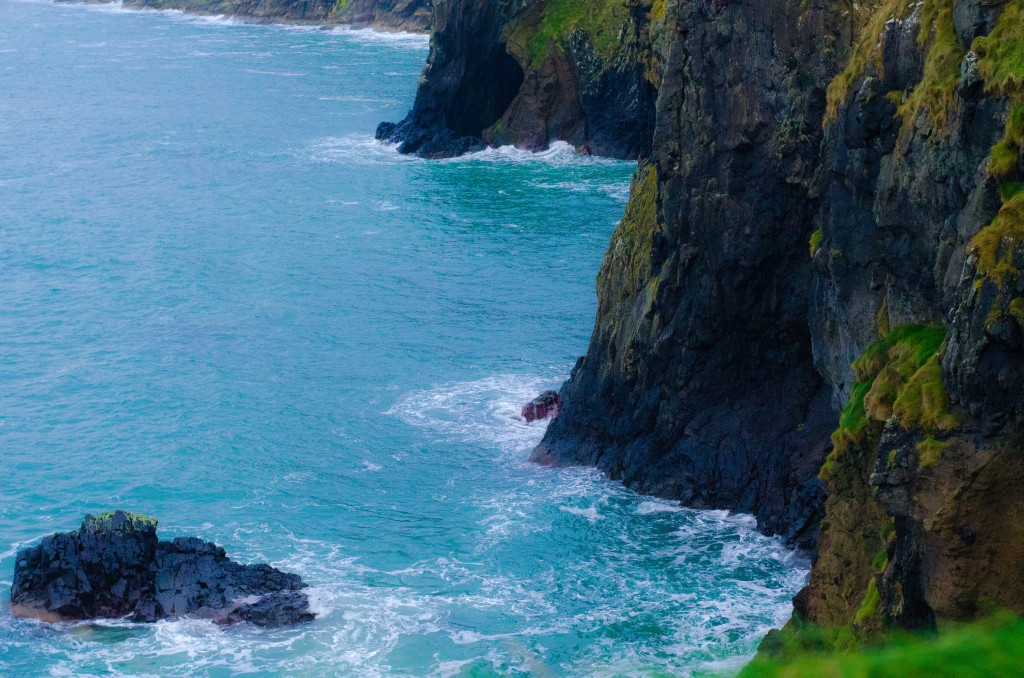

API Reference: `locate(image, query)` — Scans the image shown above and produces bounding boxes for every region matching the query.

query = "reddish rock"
[522,391,561,423]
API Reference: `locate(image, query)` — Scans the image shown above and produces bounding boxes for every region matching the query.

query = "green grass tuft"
[809,228,823,257]
[516,0,630,67]
[916,435,948,467]
[971,193,1024,286]
[825,325,951,476]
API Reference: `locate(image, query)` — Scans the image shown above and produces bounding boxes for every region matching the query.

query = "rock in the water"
[522,390,561,423]
[10,511,315,627]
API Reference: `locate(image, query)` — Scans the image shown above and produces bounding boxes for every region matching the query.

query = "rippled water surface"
[0,1,807,675]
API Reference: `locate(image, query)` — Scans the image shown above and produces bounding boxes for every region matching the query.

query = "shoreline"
[49,0,431,34]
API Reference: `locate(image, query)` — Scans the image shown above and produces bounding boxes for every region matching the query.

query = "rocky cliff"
[376,0,660,158]
[533,0,1024,655]
[77,0,432,31]
[386,0,1024,659]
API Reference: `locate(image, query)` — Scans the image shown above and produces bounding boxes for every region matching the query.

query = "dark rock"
[531,0,842,549]
[378,0,657,159]
[521,390,561,423]
[952,0,1008,51]
[10,511,314,628]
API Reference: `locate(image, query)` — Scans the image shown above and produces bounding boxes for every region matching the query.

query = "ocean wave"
[384,373,562,455]
[530,178,632,202]
[309,135,634,171]
[329,26,429,49]
[24,0,430,49]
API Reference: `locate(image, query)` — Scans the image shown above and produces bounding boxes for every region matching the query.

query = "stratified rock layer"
[11,511,314,627]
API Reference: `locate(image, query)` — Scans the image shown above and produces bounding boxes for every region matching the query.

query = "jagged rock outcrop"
[377,0,659,158]
[78,0,432,32]
[10,511,314,627]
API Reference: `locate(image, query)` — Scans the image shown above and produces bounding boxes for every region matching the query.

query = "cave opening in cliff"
[448,44,524,137]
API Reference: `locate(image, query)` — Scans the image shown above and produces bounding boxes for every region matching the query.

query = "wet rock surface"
[521,390,561,422]
[10,511,314,627]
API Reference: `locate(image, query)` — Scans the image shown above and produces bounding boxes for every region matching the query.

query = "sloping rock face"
[377,0,659,158]
[10,511,314,627]
[94,0,432,32]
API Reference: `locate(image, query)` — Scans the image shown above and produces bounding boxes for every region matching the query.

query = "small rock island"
[10,511,314,627]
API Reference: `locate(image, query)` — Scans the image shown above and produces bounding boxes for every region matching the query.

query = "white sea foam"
[26,0,430,49]
[243,68,306,77]
[530,178,632,202]
[385,373,562,454]
[635,498,685,514]
[455,141,625,168]
[309,135,634,171]
[329,25,429,49]
[558,505,602,522]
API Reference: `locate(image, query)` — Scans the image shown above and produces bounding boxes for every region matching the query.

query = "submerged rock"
[10,511,314,627]
[522,390,561,423]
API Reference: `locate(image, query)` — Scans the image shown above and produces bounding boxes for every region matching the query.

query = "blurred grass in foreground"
[737,613,1024,677]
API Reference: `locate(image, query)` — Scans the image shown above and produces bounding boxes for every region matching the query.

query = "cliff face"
[518,0,1023,644]
[381,0,1024,653]
[112,0,432,31]
[790,0,1024,644]
[376,0,659,158]
[532,0,845,549]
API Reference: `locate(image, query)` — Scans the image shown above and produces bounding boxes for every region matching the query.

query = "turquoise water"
[0,2,807,675]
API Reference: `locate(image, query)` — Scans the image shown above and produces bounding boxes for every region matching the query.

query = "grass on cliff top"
[518,0,630,66]
[82,511,158,532]
[739,613,1024,678]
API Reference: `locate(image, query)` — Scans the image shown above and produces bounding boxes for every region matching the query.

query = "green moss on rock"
[515,0,631,67]
[1010,297,1024,324]
[809,228,823,257]
[916,435,949,467]
[829,325,951,466]
[82,511,158,534]
[854,579,882,626]
[825,0,964,133]
[971,193,1024,285]
[894,1,964,133]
